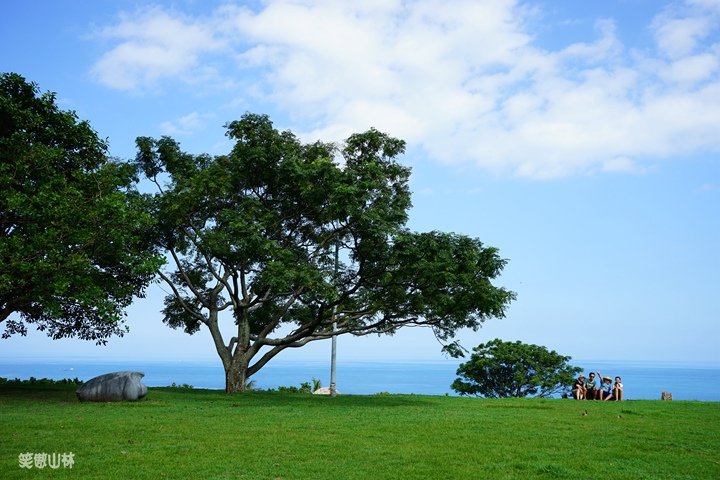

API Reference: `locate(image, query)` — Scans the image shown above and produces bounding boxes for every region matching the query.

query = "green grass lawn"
[1,383,718,479]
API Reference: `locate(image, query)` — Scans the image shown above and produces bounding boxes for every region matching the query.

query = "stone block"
[76,371,148,402]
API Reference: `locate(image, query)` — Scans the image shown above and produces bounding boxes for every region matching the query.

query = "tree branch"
[247,345,289,377]
[252,312,430,347]
[157,270,207,324]
[257,287,305,342]
[167,248,210,309]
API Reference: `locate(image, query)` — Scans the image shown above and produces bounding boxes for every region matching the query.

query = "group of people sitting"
[572,371,623,401]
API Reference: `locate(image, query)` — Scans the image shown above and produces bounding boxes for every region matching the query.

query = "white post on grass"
[329,241,339,397]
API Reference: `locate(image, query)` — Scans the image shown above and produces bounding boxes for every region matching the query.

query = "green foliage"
[136,113,515,391]
[274,381,314,394]
[242,378,321,394]
[0,73,162,343]
[452,339,582,398]
[0,376,82,386]
[1,386,718,479]
[168,382,194,390]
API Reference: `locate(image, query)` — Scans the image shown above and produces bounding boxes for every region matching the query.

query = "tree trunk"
[224,357,250,393]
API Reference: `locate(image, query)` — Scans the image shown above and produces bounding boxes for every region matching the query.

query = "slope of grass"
[1,383,718,479]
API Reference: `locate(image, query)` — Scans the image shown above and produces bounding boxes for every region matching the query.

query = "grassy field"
[1,383,718,480]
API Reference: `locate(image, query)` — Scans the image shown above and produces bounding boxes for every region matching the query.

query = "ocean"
[1,358,718,401]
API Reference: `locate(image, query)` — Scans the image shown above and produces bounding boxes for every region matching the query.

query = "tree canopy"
[0,73,162,343]
[451,339,582,398]
[137,113,516,392]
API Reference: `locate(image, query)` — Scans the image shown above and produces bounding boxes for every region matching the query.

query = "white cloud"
[90,6,225,91]
[652,15,712,59]
[660,53,719,84]
[160,112,212,136]
[601,156,645,174]
[699,182,720,191]
[559,19,623,62]
[91,0,720,178]
[687,0,720,13]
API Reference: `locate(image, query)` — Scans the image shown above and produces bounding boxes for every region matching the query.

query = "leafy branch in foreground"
[0,73,162,343]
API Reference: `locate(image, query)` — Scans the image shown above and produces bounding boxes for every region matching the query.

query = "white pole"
[329,241,339,397]
[329,317,337,397]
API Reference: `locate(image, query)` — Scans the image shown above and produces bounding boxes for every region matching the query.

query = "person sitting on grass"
[584,372,598,400]
[613,376,624,401]
[597,373,614,401]
[572,375,586,399]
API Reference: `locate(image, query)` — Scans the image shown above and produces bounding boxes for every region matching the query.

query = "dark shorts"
[600,390,613,400]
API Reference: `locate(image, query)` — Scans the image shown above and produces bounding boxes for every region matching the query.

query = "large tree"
[451,339,582,398]
[0,73,162,343]
[136,113,515,392]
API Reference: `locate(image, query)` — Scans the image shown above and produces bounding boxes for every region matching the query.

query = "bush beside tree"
[452,339,581,398]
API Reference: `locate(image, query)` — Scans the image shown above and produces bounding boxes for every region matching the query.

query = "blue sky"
[1,0,719,367]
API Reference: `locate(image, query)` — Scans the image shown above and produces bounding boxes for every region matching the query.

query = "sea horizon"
[1,355,719,401]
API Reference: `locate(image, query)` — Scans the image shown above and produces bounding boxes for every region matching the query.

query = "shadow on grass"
[149,387,439,409]
[0,383,80,402]
[482,403,554,410]
[1,383,444,409]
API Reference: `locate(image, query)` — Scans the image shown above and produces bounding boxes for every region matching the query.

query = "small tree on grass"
[451,339,581,398]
